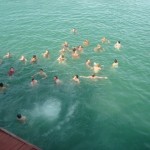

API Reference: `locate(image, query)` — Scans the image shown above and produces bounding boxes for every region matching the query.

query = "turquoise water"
[0,0,150,150]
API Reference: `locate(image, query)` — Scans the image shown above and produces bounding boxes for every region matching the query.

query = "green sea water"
[0,0,150,150]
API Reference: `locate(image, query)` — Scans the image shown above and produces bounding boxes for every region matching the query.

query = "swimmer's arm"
[57,57,61,61]
[30,59,34,63]
[80,76,90,78]
[90,66,94,70]
[96,76,108,79]
[3,55,7,58]
[86,65,93,70]
[72,79,80,83]
[42,52,45,55]
[42,73,48,79]
[2,87,7,91]
[24,60,27,64]
[32,72,39,77]
[112,63,118,68]
[3,84,8,91]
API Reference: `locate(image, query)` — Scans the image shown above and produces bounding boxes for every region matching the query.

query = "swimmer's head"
[10,67,14,71]
[54,76,58,80]
[17,114,22,119]
[33,55,36,58]
[118,41,120,43]
[114,59,118,63]
[32,78,34,81]
[0,83,4,87]
[92,74,95,77]
[75,75,79,78]
[73,48,76,52]
[94,63,100,67]
[40,69,43,71]
[94,62,97,66]
[97,64,100,67]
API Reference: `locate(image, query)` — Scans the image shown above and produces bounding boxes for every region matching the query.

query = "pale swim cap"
[94,62,97,66]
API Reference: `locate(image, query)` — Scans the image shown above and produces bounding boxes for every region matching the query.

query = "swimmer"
[3,52,12,58]
[83,40,90,46]
[77,45,83,52]
[94,44,104,52]
[72,49,79,58]
[19,55,27,63]
[86,59,92,68]
[114,41,121,50]
[30,55,37,64]
[80,74,108,79]
[112,59,119,68]
[31,78,38,86]
[62,41,69,50]
[57,55,66,63]
[42,50,50,58]
[17,114,26,123]
[32,69,48,79]
[92,63,102,73]
[0,83,7,93]
[101,37,110,44]
[54,76,62,84]
[72,75,80,83]
[8,67,15,76]
[59,48,66,55]
[71,28,77,34]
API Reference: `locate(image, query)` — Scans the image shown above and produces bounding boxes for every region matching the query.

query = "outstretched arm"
[96,76,108,79]
[32,72,39,78]
[80,76,90,79]
[42,73,48,79]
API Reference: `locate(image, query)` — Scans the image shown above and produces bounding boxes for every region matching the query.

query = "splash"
[56,102,78,130]
[31,98,61,121]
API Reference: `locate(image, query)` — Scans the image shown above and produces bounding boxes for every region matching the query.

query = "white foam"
[55,102,78,130]
[31,98,61,121]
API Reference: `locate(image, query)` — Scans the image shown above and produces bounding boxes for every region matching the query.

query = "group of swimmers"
[0,29,121,123]
[1,36,120,88]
